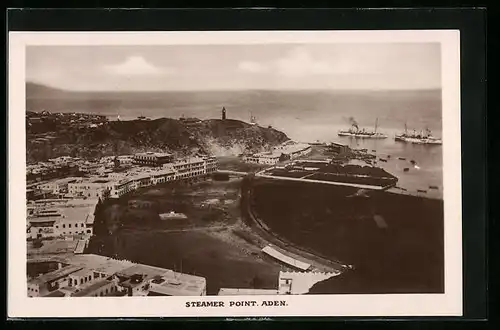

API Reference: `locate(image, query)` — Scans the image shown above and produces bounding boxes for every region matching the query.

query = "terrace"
[257,160,398,190]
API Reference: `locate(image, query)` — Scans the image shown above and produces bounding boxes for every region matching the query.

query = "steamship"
[395,125,442,145]
[338,118,388,139]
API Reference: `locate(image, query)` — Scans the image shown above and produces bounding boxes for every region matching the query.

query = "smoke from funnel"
[348,116,359,130]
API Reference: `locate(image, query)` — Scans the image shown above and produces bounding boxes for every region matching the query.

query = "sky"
[26,43,441,91]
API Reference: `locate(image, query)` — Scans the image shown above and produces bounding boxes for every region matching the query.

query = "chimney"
[222,107,226,120]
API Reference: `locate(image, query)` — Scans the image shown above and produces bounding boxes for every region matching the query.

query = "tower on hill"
[222,107,226,120]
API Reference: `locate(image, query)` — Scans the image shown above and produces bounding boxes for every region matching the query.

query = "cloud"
[237,48,345,77]
[237,61,268,73]
[275,48,338,77]
[103,56,170,76]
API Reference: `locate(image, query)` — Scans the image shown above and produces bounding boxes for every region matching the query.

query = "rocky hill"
[26,115,290,162]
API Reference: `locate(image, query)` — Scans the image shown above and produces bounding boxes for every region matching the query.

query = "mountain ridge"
[26,113,290,162]
[26,81,442,96]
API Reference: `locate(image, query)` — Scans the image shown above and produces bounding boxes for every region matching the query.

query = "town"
[26,112,347,297]
[27,107,444,298]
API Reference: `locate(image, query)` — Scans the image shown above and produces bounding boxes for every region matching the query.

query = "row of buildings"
[27,152,220,297]
[243,141,312,165]
[28,254,206,297]
[31,154,218,201]
[27,155,218,240]
[28,253,337,297]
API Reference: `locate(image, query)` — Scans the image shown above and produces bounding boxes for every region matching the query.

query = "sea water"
[27,89,443,198]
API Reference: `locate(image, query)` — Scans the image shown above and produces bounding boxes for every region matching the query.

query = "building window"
[63,224,66,228]
[69,224,71,228]
[80,278,83,285]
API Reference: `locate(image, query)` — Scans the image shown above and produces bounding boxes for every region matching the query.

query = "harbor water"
[28,89,443,198]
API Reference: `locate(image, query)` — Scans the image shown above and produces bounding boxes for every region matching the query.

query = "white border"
[8,30,462,318]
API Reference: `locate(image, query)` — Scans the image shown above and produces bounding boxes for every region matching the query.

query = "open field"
[87,178,287,294]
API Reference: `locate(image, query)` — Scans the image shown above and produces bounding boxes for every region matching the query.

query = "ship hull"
[338,132,388,139]
[394,136,442,145]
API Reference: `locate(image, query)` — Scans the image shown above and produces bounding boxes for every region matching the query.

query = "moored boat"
[395,125,442,145]
[338,118,388,139]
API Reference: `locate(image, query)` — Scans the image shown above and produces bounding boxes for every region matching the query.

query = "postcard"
[8,30,462,318]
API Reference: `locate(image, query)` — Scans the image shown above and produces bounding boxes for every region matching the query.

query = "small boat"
[398,157,406,160]
[379,158,387,162]
[403,168,410,172]
[410,160,416,165]
[417,189,427,193]
[429,185,439,190]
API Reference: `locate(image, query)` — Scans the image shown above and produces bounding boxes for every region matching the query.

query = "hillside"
[26,115,290,162]
[26,82,70,99]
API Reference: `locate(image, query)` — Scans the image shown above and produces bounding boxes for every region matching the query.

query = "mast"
[404,122,408,135]
[374,118,378,133]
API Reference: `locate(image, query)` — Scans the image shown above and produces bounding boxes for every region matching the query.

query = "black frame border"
[5,8,487,323]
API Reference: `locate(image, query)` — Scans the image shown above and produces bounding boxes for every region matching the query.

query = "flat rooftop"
[173,157,205,165]
[58,207,95,224]
[29,265,83,285]
[62,254,134,275]
[262,245,311,271]
[30,198,98,208]
[134,152,172,158]
[70,268,93,277]
[150,271,206,296]
[118,263,171,279]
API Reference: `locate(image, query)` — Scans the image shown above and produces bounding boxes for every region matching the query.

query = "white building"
[204,156,218,174]
[150,167,177,185]
[173,157,206,180]
[28,265,84,297]
[109,177,136,199]
[27,199,98,238]
[109,157,217,198]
